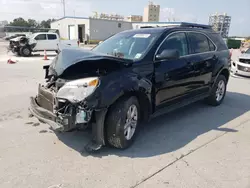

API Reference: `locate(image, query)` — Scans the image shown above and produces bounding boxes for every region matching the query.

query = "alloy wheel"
[216,80,225,102]
[124,104,138,140]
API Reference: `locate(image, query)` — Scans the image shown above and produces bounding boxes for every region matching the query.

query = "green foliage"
[8,17,30,27]
[227,39,241,49]
[39,19,56,28]
[8,17,55,29]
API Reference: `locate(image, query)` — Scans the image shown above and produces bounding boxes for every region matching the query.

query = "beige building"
[143,1,160,22]
[126,15,143,22]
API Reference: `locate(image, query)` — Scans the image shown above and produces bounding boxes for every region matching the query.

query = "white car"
[9,32,78,56]
[231,48,250,76]
[28,32,78,52]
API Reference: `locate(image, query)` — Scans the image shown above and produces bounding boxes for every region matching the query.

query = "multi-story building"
[143,1,160,22]
[209,13,231,38]
[126,15,143,22]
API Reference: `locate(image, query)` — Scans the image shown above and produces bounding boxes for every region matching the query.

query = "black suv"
[29,22,230,152]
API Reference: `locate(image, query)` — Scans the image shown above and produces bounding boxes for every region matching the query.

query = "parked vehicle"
[8,32,78,57]
[231,48,250,76]
[29,22,230,152]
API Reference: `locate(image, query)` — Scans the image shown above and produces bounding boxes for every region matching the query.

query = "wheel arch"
[105,90,152,124]
[212,67,230,88]
[220,68,230,83]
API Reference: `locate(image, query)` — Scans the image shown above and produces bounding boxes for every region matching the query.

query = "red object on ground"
[43,50,49,60]
[7,59,16,64]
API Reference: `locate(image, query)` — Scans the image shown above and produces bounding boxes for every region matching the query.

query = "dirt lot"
[0,40,250,188]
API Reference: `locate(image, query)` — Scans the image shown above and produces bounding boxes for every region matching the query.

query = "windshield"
[92,32,158,60]
[245,48,250,54]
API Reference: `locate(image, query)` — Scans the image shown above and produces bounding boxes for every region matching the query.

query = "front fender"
[88,72,152,109]
[84,73,153,149]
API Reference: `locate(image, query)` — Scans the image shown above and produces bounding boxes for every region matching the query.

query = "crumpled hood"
[10,36,24,42]
[239,53,250,60]
[50,48,132,77]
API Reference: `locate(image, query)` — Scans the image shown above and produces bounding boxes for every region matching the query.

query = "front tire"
[206,75,227,106]
[106,96,140,149]
[20,46,31,57]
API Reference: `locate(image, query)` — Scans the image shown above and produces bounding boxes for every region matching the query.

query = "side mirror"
[155,49,180,60]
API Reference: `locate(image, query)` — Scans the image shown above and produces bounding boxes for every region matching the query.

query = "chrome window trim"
[154,30,218,62]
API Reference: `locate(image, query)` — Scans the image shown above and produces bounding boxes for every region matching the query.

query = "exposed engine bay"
[8,36,36,57]
[35,78,94,132]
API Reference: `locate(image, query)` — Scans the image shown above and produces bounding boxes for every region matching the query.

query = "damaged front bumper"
[29,96,64,131]
[29,84,107,152]
[29,84,92,132]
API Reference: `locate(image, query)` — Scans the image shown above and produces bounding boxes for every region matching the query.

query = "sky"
[0,0,250,36]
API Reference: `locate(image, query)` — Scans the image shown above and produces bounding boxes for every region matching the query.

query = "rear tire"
[106,96,140,149]
[206,75,227,106]
[20,46,31,57]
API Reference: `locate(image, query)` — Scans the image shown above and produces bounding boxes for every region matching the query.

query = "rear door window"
[187,32,210,54]
[47,34,57,40]
[35,34,47,40]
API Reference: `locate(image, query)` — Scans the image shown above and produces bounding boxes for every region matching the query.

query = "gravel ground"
[0,41,249,188]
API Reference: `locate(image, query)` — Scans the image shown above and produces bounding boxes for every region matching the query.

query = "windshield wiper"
[107,52,125,58]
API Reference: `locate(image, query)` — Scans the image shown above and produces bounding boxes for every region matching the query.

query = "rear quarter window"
[208,32,228,51]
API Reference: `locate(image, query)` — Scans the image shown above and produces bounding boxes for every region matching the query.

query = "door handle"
[164,73,170,81]
[212,55,218,60]
[187,62,194,68]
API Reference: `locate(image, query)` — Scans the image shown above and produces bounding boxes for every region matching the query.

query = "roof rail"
[139,22,212,29]
[178,22,212,29]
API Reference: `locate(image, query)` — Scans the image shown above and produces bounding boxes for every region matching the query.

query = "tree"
[27,19,38,28]
[8,17,29,27]
[39,19,56,28]
[7,17,56,32]
[8,18,56,28]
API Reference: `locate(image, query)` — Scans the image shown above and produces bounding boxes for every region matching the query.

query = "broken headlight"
[56,77,99,103]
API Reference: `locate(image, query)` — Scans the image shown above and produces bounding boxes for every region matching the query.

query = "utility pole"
[62,0,66,17]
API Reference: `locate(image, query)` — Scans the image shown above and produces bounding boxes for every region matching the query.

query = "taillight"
[229,49,233,59]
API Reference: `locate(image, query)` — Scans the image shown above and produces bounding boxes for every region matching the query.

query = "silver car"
[231,48,250,76]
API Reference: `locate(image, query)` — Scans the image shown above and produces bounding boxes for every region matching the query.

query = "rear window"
[47,34,57,40]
